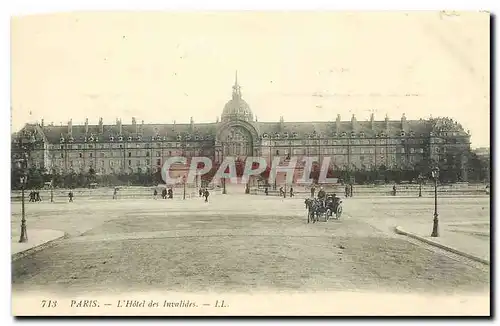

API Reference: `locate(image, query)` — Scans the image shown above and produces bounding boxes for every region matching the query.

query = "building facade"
[12,76,472,183]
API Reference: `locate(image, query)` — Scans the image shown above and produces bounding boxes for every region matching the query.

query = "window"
[128,136,132,141]
[276,150,279,155]
[60,153,64,158]
[88,145,93,149]
[410,148,415,154]
[100,152,105,158]
[156,151,161,157]
[156,159,161,166]
[169,151,172,156]
[79,153,83,158]
[60,145,64,150]
[119,144,123,148]
[128,160,132,166]
[89,153,93,158]
[78,145,82,149]
[146,159,150,165]
[146,151,150,157]
[128,152,132,157]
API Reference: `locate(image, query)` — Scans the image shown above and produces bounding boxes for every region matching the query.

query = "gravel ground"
[11,195,490,296]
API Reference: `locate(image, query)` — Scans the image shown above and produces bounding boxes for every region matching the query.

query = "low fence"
[250,183,489,198]
[10,183,487,201]
[11,185,223,202]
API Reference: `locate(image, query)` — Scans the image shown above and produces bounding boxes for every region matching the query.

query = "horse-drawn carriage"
[304,195,343,223]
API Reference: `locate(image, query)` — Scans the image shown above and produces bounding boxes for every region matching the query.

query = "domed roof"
[221,72,253,122]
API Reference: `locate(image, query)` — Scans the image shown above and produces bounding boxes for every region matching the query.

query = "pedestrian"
[153,189,158,199]
[310,186,316,198]
[265,187,269,196]
[199,188,203,197]
[393,184,397,196]
[279,187,284,197]
[168,188,173,199]
[350,184,353,197]
[68,190,74,202]
[345,185,349,198]
[113,187,118,200]
[289,187,294,197]
[204,189,210,202]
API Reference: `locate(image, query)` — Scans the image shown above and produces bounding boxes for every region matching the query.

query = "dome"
[221,72,253,122]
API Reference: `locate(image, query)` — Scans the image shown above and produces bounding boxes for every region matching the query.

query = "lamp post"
[16,130,35,243]
[418,174,423,198]
[430,167,440,237]
[183,174,186,200]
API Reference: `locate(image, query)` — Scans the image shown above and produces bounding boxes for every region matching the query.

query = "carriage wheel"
[336,206,343,219]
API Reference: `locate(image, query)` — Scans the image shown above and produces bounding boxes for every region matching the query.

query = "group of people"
[153,188,174,199]
[278,186,294,198]
[198,188,210,202]
[310,186,341,212]
[29,191,42,202]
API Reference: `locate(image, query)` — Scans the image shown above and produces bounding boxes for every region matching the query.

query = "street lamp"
[430,167,440,237]
[16,130,35,243]
[183,174,186,200]
[418,174,423,198]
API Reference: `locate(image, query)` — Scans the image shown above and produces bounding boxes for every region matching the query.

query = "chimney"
[85,118,89,134]
[132,117,137,133]
[216,116,219,123]
[190,117,194,132]
[401,113,407,130]
[336,114,341,132]
[370,113,375,130]
[117,118,122,135]
[351,114,357,131]
[279,116,284,132]
[99,117,103,133]
[68,119,73,135]
[385,114,390,130]
[41,119,44,127]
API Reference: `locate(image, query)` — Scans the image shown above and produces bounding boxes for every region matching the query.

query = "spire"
[232,70,241,99]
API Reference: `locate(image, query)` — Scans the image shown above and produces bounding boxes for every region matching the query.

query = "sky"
[11,11,490,148]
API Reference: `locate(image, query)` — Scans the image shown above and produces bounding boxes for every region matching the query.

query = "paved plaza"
[11,192,490,296]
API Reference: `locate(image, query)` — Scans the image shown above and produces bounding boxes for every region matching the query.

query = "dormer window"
[163,136,168,141]
[177,135,182,141]
[128,136,133,141]
[186,135,191,141]
[409,131,415,137]
[69,137,74,143]
[194,135,199,141]
[137,136,142,141]
[341,132,347,137]
[350,131,356,138]
[360,132,365,138]
[110,136,114,142]
[60,137,65,143]
[262,133,269,139]
[89,136,94,142]
[400,131,406,137]
[292,132,298,138]
[332,132,337,138]
[274,133,280,139]
[118,136,123,142]
[94,137,98,142]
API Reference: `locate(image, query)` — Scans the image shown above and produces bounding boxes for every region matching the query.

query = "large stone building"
[12,75,472,183]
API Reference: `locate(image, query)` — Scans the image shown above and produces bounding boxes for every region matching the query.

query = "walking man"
[204,189,210,202]
[68,190,74,202]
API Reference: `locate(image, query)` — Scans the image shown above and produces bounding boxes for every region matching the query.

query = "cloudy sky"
[11,11,489,147]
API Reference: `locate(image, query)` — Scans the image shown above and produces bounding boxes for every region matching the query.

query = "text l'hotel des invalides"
[11,74,471,184]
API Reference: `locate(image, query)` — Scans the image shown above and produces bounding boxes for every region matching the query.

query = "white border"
[3,0,496,325]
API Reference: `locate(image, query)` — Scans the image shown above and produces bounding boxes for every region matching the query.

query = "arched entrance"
[219,125,254,159]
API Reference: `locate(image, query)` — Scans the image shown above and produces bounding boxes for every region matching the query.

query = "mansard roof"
[14,116,469,144]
